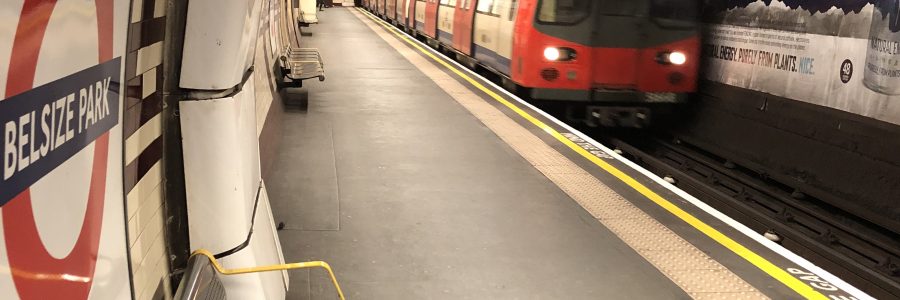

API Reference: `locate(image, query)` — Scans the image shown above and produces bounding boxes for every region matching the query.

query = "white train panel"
[415,0,426,30]
[472,0,514,74]
[437,0,456,45]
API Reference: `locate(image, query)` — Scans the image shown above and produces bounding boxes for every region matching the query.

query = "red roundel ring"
[2,0,115,298]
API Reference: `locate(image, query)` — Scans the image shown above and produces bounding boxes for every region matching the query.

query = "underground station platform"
[263,8,869,300]
[5,0,899,299]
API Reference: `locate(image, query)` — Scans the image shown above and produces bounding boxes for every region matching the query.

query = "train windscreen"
[536,0,591,25]
[592,0,698,20]
[650,0,698,21]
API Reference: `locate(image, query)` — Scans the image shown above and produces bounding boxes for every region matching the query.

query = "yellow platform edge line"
[356,8,828,300]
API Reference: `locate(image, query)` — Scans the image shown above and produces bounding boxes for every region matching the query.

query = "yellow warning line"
[356,8,827,300]
[191,249,346,300]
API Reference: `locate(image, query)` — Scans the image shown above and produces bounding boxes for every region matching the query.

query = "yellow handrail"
[190,249,346,300]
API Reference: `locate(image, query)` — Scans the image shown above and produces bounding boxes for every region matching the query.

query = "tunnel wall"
[687,0,900,233]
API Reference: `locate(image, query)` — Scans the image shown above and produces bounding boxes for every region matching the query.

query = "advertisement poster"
[703,0,900,125]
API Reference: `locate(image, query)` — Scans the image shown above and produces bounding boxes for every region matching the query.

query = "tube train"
[363,0,700,127]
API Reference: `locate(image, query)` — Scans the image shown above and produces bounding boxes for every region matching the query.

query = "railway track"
[592,131,900,299]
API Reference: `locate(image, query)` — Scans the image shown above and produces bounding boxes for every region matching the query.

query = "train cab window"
[650,0,698,21]
[537,0,591,25]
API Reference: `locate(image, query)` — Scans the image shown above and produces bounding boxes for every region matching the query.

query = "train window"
[440,0,449,4]
[476,0,493,13]
[536,0,591,25]
[509,0,518,21]
[463,0,470,9]
[448,0,457,6]
[491,0,503,15]
[650,0,698,21]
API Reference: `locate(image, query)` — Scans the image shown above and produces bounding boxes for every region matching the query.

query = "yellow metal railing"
[191,249,346,300]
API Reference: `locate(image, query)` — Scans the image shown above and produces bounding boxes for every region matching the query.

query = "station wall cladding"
[123,0,172,299]
[686,0,900,233]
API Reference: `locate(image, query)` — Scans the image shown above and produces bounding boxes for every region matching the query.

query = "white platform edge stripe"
[358,8,874,300]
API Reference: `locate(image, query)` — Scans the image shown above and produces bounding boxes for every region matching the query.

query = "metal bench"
[279,47,325,88]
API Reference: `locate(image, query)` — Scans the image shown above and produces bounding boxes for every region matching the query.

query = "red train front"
[369,0,700,127]
[514,0,700,127]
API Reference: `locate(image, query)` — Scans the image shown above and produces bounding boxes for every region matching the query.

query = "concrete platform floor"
[266,8,689,300]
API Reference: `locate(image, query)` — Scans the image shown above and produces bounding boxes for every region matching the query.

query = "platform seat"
[279,47,325,87]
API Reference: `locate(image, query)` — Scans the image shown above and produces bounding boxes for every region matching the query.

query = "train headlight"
[544,47,576,61]
[668,52,687,65]
[544,47,561,61]
[657,51,687,65]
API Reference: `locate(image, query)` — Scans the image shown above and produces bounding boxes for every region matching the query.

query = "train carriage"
[373,0,700,127]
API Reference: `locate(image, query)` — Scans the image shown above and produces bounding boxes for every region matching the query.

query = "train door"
[473,0,510,74]
[387,0,396,20]
[398,0,408,25]
[453,0,476,55]
[425,0,440,38]
[415,0,427,31]
[408,0,418,30]
[497,0,517,61]
[437,0,456,45]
